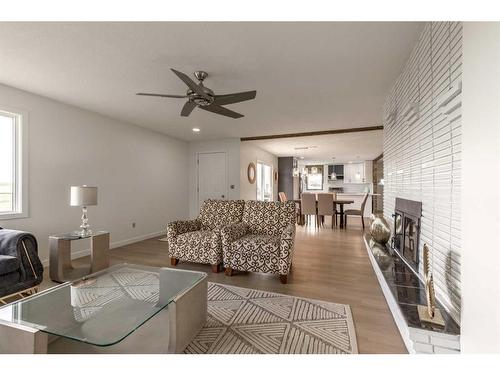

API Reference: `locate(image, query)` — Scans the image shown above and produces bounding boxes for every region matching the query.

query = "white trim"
[40,230,166,267]
[256,159,273,201]
[0,106,29,220]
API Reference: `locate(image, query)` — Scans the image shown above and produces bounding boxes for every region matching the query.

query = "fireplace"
[391,198,422,272]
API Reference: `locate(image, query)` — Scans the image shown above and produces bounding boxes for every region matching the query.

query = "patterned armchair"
[221,201,296,284]
[167,199,245,272]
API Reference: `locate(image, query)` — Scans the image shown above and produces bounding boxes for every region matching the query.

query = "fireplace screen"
[391,198,422,272]
[403,216,419,266]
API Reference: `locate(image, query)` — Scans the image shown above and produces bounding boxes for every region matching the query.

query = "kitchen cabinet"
[327,164,344,180]
[343,161,372,184]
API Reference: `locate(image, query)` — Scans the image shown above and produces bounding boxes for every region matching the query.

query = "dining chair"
[344,193,369,229]
[278,192,288,202]
[317,193,336,228]
[331,192,340,226]
[301,193,317,227]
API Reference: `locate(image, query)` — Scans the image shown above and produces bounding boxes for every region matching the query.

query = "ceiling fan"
[137,69,257,119]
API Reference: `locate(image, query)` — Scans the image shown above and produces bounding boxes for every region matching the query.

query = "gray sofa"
[0,228,43,301]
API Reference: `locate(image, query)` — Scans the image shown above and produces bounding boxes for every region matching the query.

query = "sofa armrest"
[221,222,249,250]
[279,224,296,275]
[166,219,202,243]
[0,229,43,283]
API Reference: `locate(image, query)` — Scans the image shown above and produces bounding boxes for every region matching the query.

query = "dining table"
[293,198,355,229]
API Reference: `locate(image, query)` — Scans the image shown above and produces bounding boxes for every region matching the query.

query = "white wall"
[240,142,278,201]
[383,22,462,322]
[188,138,240,218]
[0,83,188,264]
[461,22,500,353]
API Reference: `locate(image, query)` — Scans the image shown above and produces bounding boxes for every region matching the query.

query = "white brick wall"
[409,327,460,354]
[383,22,462,323]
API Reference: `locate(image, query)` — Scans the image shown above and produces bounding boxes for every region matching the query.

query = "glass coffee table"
[0,264,207,354]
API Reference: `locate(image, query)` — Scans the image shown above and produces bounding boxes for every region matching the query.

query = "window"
[0,109,27,219]
[256,161,273,201]
[306,165,323,190]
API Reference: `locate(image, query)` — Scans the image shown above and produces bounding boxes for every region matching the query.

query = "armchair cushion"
[242,200,296,236]
[241,201,283,236]
[0,255,20,276]
[221,222,249,249]
[224,234,281,274]
[200,199,245,230]
[171,230,220,264]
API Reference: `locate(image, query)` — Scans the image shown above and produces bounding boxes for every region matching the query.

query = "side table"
[49,231,110,283]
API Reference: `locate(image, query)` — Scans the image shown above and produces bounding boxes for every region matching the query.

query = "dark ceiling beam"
[240,125,383,142]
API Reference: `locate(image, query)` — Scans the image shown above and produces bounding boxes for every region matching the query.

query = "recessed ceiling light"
[192,128,200,133]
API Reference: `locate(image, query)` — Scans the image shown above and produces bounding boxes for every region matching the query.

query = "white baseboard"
[41,230,166,267]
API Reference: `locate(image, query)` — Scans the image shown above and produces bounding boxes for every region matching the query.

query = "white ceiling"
[248,130,383,164]
[0,22,423,141]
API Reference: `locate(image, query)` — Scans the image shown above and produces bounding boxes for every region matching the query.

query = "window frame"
[306,165,324,191]
[0,107,29,220]
[256,160,273,202]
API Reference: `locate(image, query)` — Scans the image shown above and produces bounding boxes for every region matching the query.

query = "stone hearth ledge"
[363,234,460,354]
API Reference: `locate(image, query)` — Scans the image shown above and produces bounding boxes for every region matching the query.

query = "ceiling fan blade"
[200,104,244,119]
[171,69,208,97]
[136,93,186,98]
[181,101,197,117]
[213,91,257,105]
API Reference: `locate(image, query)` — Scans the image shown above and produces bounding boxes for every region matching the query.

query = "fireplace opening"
[391,198,422,273]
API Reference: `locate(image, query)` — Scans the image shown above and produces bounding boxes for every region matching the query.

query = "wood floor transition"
[40,216,407,354]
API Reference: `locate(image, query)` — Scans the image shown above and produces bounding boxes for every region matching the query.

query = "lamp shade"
[70,186,98,207]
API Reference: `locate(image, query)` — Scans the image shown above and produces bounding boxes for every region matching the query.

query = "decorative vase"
[369,214,391,245]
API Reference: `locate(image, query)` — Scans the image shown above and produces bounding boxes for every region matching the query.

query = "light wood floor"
[41,216,407,354]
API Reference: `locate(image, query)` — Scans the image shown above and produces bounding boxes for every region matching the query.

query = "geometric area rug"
[185,283,358,354]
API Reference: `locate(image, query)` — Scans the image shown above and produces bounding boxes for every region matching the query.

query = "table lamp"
[70,185,98,236]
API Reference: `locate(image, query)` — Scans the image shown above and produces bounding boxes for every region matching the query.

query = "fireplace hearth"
[391,198,422,273]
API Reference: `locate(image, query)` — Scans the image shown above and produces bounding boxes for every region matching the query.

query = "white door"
[197,152,227,211]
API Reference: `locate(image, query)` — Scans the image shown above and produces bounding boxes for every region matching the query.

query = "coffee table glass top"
[0,264,206,346]
[50,230,109,240]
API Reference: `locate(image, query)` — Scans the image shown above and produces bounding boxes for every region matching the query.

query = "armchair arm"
[221,222,249,250]
[279,224,296,275]
[166,219,202,243]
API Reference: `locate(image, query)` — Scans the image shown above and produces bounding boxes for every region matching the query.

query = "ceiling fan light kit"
[137,69,257,119]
